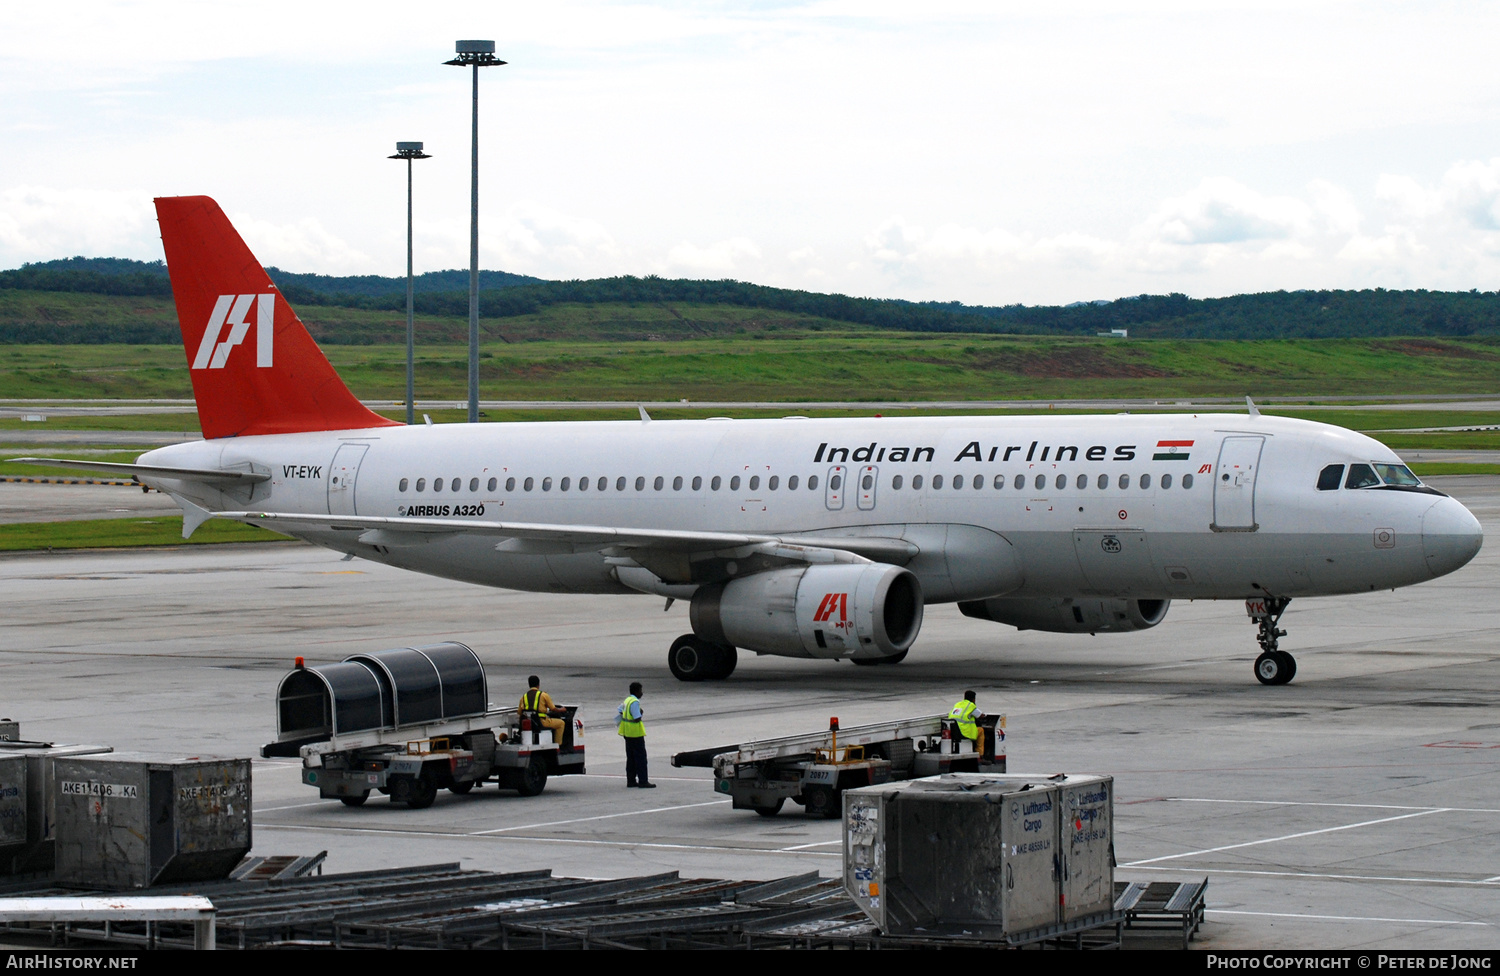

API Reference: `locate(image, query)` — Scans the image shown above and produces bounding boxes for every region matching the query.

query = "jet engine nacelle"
[958,597,1170,634]
[690,563,923,660]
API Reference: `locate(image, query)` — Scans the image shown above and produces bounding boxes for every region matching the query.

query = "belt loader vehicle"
[672,713,1004,818]
[261,643,585,808]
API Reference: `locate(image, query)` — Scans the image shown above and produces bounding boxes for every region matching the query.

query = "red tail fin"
[155,196,401,439]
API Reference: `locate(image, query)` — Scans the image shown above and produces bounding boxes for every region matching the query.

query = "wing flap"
[216,511,917,563]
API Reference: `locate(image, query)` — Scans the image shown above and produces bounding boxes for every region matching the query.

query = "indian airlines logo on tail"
[191,294,275,370]
[1152,439,1194,461]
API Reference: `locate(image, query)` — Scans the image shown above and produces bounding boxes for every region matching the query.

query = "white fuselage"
[138,412,1482,604]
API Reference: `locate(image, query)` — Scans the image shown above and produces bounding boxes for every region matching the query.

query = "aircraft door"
[1212,436,1264,532]
[328,443,369,515]
[825,465,847,511]
[856,465,878,511]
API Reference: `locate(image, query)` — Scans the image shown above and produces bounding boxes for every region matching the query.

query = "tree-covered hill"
[4,255,1500,340]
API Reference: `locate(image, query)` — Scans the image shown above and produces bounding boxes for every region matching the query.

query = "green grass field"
[0,516,291,551]
[7,319,1500,401]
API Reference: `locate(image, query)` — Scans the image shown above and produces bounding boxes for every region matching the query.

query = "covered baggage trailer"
[671,713,1005,818]
[262,643,584,808]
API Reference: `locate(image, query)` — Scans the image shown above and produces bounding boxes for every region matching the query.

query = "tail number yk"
[192,294,274,370]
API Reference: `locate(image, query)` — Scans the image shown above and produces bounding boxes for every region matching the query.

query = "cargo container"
[0,741,112,874]
[53,753,251,890]
[843,773,1115,943]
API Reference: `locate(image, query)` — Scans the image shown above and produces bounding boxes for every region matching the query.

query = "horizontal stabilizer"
[8,457,270,484]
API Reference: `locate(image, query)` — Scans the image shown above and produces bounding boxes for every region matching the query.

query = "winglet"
[1246,396,1261,417]
[638,404,652,422]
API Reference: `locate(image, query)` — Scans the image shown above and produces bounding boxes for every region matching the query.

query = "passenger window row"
[889,472,1194,491]
[394,471,1194,494]
[396,474,825,493]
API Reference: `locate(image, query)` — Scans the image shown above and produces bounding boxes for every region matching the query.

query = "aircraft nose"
[1422,497,1483,579]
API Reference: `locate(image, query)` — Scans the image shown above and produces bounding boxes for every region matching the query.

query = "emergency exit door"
[856,465,878,511]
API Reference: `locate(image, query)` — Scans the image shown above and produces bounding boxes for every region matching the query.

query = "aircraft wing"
[215,510,918,566]
[7,458,270,484]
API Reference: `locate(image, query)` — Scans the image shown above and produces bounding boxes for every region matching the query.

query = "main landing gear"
[668,634,738,681]
[851,649,909,666]
[1250,596,1296,686]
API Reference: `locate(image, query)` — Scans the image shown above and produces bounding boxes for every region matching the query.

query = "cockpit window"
[1374,463,1421,487]
[1317,464,1344,491]
[1345,463,1380,489]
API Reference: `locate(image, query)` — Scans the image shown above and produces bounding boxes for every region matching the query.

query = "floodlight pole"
[389,142,431,426]
[445,40,506,424]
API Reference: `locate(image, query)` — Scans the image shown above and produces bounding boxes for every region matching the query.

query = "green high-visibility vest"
[618,695,645,738]
[949,699,978,739]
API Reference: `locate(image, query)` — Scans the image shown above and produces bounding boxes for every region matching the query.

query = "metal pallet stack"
[0,861,1202,950]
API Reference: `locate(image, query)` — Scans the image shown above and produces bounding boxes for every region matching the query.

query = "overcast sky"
[3,1,1500,306]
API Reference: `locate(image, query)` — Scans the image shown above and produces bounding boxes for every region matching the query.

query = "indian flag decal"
[1153,439,1194,461]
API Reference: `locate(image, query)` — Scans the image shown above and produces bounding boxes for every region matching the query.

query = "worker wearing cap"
[520,675,568,747]
[617,682,655,789]
[949,690,986,760]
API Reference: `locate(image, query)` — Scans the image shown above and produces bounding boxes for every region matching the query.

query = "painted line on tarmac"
[1170,796,1500,815]
[255,801,329,813]
[253,822,840,857]
[1208,908,1487,927]
[1122,809,1446,866]
[472,798,730,834]
[778,840,842,851]
[1127,865,1500,888]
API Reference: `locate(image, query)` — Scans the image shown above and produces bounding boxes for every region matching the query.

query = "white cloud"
[662,237,761,277]
[1140,178,1312,246]
[1436,159,1500,231]
[0,186,155,263]
[231,213,374,273]
[490,202,621,277]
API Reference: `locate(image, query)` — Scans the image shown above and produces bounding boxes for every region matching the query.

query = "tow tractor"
[261,643,585,808]
[671,712,1004,818]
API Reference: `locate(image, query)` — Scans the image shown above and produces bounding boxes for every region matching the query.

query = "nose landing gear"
[1249,596,1295,685]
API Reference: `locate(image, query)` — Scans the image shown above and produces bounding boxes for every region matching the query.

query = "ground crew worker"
[520,675,568,748]
[949,690,986,760]
[616,681,655,788]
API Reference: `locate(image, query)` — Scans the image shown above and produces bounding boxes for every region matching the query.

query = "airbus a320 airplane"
[17,197,1484,684]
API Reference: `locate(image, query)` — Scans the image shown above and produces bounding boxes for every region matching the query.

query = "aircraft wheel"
[852,649,908,666]
[669,635,735,681]
[712,643,738,680]
[339,792,369,807]
[1254,652,1293,686]
[1276,651,1297,683]
[753,799,786,817]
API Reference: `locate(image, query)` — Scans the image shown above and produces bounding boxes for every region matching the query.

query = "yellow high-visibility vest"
[949,699,978,739]
[617,695,644,737]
